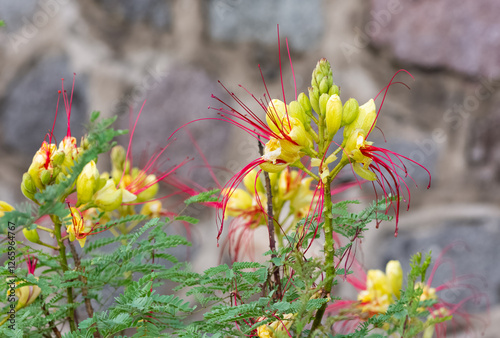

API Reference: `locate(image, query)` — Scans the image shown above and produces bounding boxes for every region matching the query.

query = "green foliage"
[184,189,220,205]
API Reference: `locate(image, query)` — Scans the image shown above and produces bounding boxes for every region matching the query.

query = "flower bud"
[243,170,265,195]
[319,76,330,95]
[40,169,53,186]
[329,84,339,97]
[22,227,41,244]
[15,281,41,310]
[308,87,320,115]
[136,174,159,202]
[52,151,65,166]
[343,99,376,140]
[318,93,330,116]
[93,179,123,211]
[386,260,403,299]
[77,160,99,205]
[342,98,359,126]
[298,92,312,117]
[311,58,332,91]
[111,145,126,172]
[265,99,287,135]
[325,94,343,139]
[21,173,37,202]
[288,100,310,129]
[0,201,14,218]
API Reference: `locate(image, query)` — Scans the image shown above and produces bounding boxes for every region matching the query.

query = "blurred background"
[0,0,498,335]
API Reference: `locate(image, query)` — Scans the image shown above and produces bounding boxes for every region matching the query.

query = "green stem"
[309,160,348,335]
[293,161,320,182]
[52,216,77,332]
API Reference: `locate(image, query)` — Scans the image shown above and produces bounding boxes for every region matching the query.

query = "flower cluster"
[224,168,317,260]
[216,57,430,242]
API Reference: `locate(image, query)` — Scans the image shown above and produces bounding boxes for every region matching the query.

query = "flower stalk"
[52,215,77,332]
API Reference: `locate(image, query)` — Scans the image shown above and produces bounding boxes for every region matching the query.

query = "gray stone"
[0,0,38,32]
[378,217,499,307]
[95,0,172,29]
[114,66,231,191]
[0,54,87,156]
[207,0,323,52]
[370,0,500,78]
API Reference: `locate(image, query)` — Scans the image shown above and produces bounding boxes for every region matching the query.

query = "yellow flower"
[93,179,137,212]
[357,260,403,314]
[15,280,41,310]
[0,201,14,218]
[342,129,376,181]
[140,201,163,218]
[225,189,255,218]
[67,207,93,248]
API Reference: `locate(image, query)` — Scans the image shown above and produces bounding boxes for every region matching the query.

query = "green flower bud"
[111,145,126,172]
[80,136,90,150]
[288,100,310,128]
[325,94,343,139]
[329,84,339,97]
[318,93,330,116]
[342,98,359,126]
[343,99,377,141]
[319,76,330,95]
[311,58,333,94]
[40,169,52,186]
[77,160,99,205]
[308,87,320,115]
[21,173,37,201]
[22,227,41,244]
[298,92,312,116]
[52,151,65,166]
[55,172,66,185]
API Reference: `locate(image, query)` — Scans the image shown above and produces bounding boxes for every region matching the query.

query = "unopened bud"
[77,160,99,205]
[22,227,41,244]
[288,100,310,128]
[343,99,377,141]
[319,76,331,95]
[52,151,65,166]
[40,169,52,186]
[386,260,403,299]
[21,173,37,201]
[298,92,312,117]
[308,87,320,115]
[325,94,343,139]
[342,98,359,126]
[329,84,339,97]
[318,93,330,116]
[311,59,333,95]
[111,145,126,172]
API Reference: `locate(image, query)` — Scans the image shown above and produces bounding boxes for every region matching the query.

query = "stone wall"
[0,0,498,334]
